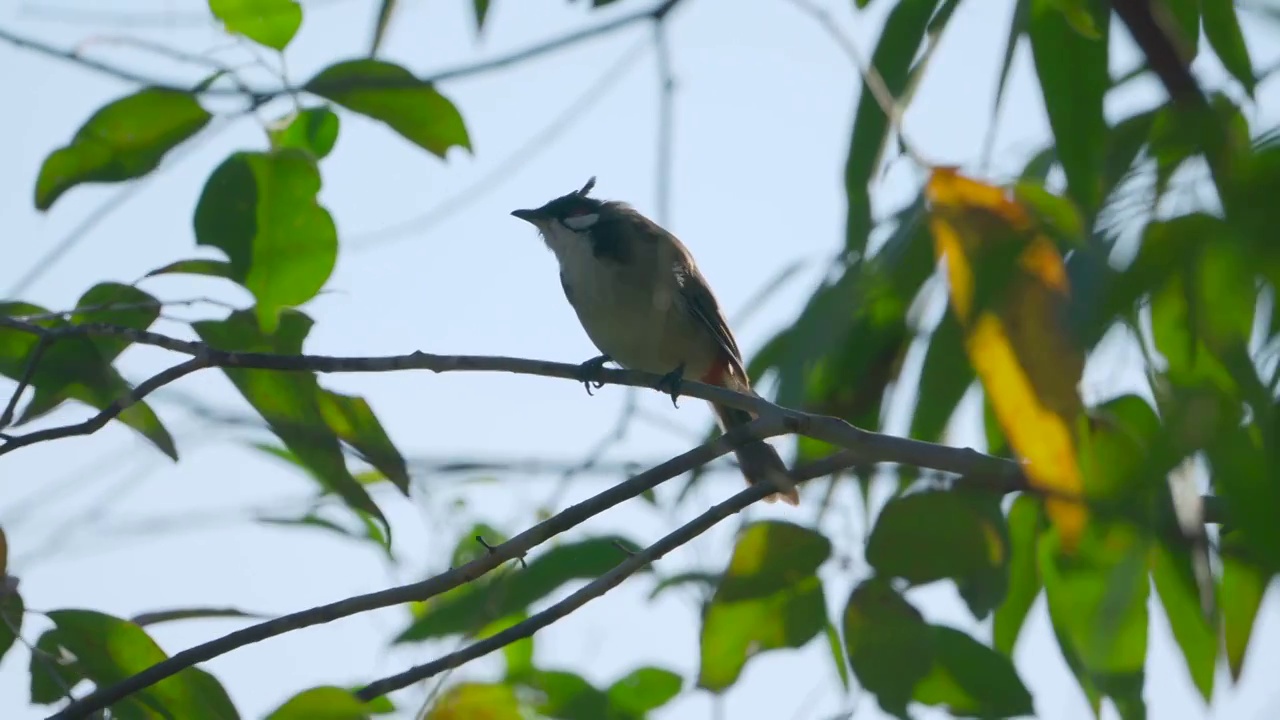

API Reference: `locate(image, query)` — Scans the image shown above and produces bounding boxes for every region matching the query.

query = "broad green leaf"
[1151,541,1215,700]
[18,282,162,423]
[1078,394,1164,501]
[1039,524,1148,716]
[452,523,509,567]
[698,522,830,692]
[194,310,390,540]
[908,312,974,444]
[266,685,389,719]
[478,613,533,681]
[194,150,337,333]
[1028,0,1109,216]
[1101,109,1157,200]
[647,571,719,601]
[605,667,682,716]
[209,0,302,50]
[304,59,471,158]
[396,535,644,641]
[1207,426,1280,571]
[993,495,1042,656]
[716,522,831,601]
[913,626,1034,718]
[1202,0,1255,95]
[35,88,210,210]
[29,610,239,719]
[1149,97,1249,200]
[0,589,22,663]
[317,389,410,494]
[842,579,935,719]
[866,491,1005,589]
[0,301,177,459]
[144,258,236,280]
[269,107,341,159]
[844,0,941,253]
[425,682,521,720]
[1220,530,1271,680]
[526,670,609,720]
[698,574,825,692]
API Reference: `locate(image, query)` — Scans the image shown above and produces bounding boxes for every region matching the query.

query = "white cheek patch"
[562,213,599,231]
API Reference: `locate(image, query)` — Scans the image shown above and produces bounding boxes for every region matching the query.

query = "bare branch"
[0,334,50,429]
[0,0,687,105]
[47,416,781,720]
[357,479,778,702]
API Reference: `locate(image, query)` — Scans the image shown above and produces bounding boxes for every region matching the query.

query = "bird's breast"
[557,252,717,378]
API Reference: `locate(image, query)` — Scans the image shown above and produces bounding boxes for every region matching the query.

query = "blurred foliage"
[2,0,1279,719]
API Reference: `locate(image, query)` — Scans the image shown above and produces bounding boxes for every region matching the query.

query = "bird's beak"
[511,208,540,223]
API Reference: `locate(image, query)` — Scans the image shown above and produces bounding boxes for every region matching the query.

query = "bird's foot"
[656,363,686,408]
[576,354,611,396]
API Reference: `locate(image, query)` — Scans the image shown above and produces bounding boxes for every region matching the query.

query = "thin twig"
[0,334,51,429]
[47,417,781,720]
[356,479,777,700]
[0,0,684,102]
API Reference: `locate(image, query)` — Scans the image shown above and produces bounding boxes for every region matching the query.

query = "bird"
[511,177,799,506]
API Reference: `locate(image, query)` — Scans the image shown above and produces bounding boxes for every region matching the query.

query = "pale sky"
[2,0,1279,719]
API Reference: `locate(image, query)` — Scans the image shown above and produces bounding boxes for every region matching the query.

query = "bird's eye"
[561,212,599,231]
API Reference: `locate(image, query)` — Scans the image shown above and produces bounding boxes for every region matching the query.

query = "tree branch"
[1108,0,1208,110]
[356,479,777,702]
[0,0,686,106]
[46,416,781,720]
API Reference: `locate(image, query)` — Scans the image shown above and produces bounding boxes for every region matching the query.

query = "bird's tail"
[711,399,800,506]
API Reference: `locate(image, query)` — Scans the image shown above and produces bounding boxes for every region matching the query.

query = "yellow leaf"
[925,168,1086,552]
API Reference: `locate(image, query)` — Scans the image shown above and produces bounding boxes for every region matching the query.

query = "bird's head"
[511,177,610,255]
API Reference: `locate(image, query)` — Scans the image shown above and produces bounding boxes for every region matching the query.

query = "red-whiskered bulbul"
[511,177,799,505]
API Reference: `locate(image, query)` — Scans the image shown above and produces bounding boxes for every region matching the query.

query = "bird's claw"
[576,354,611,396]
[656,363,686,408]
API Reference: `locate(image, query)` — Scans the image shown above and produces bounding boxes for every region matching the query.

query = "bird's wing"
[677,261,748,378]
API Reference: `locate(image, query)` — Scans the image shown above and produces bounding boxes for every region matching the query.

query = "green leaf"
[317,389,410,494]
[144,258,236,280]
[29,610,239,719]
[396,535,644,641]
[909,312,974,443]
[425,682,521,719]
[1162,0,1201,58]
[194,310,390,541]
[697,521,831,692]
[605,667,682,716]
[842,579,935,719]
[1202,0,1255,95]
[844,0,942,253]
[194,150,337,333]
[1150,541,1215,701]
[825,621,850,691]
[473,0,492,31]
[1220,530,1271,680]
[1207,426,1280,571]
[526,670,609,720]
[866,490,1004,588]
[17,282,161,423]
[993,495,1042,656]
[269,106,341,160]
[131,606,267,627]
[1038,523,1148,716]
[35,88,210,210]
[304,59,471,158]
[1028,0,1109,216]
[478,613,533,681]
[0,301,177,459]
[209,0,302,50]
[266,685,388,719]
[0,589,22,663]
[913,626,1034,718]
[258,511,393,559]
[647,571,719,601]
